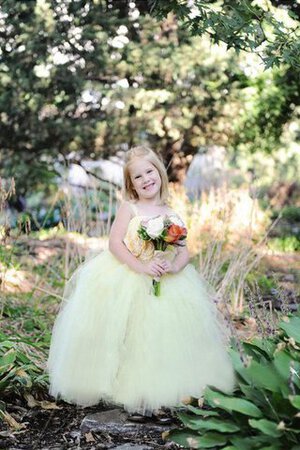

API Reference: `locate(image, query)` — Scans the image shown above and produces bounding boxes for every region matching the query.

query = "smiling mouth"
[143,183,154,190]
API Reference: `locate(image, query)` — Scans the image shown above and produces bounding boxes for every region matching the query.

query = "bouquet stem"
[152,279,161,296]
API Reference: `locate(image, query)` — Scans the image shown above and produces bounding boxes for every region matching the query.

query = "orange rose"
[164,224,187,243]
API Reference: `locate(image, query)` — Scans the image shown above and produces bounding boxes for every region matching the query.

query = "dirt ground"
[0,396,181,450]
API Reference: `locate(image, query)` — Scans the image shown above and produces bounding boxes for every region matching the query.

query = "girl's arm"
[108,202,166,277]
[160,244,190,274]
[171,245,190,273]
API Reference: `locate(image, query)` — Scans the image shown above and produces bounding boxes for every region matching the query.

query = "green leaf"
[204,387,262,418]
[230,349,287,395]
[289,395,300,409]
[185,405,219,416]
[187,432,229,448]
[243,339,276,360]
[177,412,240,432]
[249,360,288,395]
[280,316,300,344]
[274,350,300,389]
[0,400,6,412]
[0,340,15,350]
[230,436,278,449]
[191,418,240,433]
[167,429,229,448]
[259,446,281,450]
[0,350,17,369]
[15,350,31,364]
[166,430,201,447]
[248,418,283,437]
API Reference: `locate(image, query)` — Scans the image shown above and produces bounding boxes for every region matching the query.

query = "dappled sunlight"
[169,184,276,314]
[169,184,270,256]
[65,232,108,252]
[0,264,35,294]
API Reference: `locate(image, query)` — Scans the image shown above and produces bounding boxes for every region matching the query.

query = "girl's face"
[129,158,162,202]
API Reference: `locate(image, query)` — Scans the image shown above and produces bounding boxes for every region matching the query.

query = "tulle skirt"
[47,250,235,414]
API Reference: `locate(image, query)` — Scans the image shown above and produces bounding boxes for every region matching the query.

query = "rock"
[80,407,174,448]
[283,274,295,282]
[81,408,128,434]
[112,445,153,450]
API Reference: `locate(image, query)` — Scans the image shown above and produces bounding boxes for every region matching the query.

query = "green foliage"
[0,333,48,398]
[167,310,300,449]
[274,207,300,224]
[152,0,300,70]
[0,291,55,408]
[1,1,299,193]
[256,275,277,295]
[267,236,300,253]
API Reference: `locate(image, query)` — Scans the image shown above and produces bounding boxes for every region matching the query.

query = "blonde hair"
[123,145,169,203]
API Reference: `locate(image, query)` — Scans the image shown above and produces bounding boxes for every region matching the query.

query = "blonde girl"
[47,145,235,421]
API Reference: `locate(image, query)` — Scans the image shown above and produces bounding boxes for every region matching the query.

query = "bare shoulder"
[109,201,134,242]
[115,201,134,220]
[165,206,184,221]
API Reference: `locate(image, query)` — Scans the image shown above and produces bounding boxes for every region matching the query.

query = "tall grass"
[169,183,272,314]
[0,176,290,423]
[1,179,274,314]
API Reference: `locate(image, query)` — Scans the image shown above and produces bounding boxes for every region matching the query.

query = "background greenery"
[0,0,299,195]
[0,2,300,446]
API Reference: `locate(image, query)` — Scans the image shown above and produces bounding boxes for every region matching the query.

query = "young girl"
[47,146,235,420]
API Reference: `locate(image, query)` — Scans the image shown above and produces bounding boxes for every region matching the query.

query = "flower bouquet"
[137,215,187,296]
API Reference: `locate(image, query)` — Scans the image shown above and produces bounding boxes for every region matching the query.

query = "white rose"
[169,214,184,227]
[146,216,165,238]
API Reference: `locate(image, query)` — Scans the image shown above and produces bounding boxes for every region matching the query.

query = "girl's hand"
[159,258,179,274]
[142,259,167,278]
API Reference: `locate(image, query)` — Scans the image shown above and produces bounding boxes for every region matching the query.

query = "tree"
[0,0,299,193]
[150,0,300,70]
[0,1,242,189]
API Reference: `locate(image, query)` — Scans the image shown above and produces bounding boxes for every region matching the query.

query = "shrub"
[0,333,48,399]
[268,236,300,253]
[280,206,300,224]
[166,309,300,449]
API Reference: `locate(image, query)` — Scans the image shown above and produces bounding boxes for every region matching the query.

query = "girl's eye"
[147,170,153,173]
[135,175,141,179]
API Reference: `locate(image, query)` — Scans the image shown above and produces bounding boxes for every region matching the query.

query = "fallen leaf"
[181,396,192,405]
[197,397,204,407]
[24,393,61,410]
[85,431,96,442]
[162,430,170,440]
[0,410,26,431]
[277,421,285,430]
[39,401,61,410]
[24,393,38,408]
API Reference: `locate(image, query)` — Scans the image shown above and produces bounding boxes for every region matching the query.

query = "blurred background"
[0,0,300,313]
[0,0,300,436]
[0,0,300,406]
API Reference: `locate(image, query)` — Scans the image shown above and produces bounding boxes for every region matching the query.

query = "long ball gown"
[47,203,235,415]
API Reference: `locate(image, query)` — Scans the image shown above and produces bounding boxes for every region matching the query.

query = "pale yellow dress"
[47,207,235,414]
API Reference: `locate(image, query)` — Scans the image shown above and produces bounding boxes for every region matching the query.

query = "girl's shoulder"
[164,207,186,226]
[125,200,139,216]
[122,201,184,223]
[119,200,140,218]
[114,201,136,222]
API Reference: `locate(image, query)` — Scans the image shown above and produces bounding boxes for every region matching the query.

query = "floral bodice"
[123,216,155,261]
[123,213,185,262]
